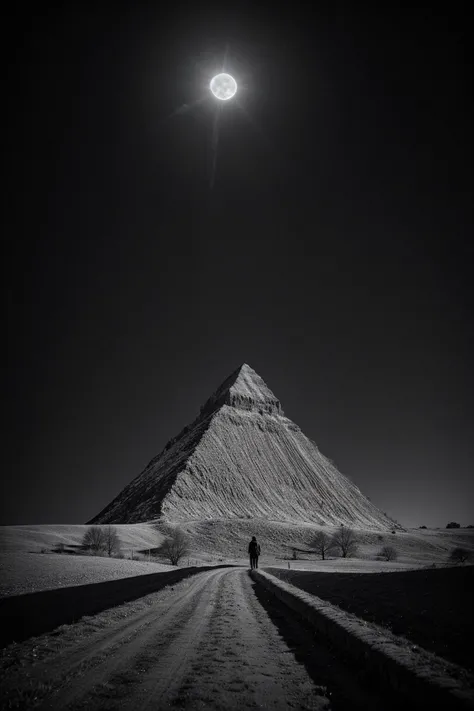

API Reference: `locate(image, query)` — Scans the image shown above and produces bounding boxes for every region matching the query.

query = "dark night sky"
[4,3,473,528]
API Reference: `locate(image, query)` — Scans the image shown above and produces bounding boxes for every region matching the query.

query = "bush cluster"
[449,547,471,564]
[156,527,190,566]
[81,525,121,556]
[311,527,359,560]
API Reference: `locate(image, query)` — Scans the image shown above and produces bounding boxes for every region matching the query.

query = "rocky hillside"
[88,364,398,530]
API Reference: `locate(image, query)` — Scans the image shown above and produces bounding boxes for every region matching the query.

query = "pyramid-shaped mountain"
[88,364,395,529]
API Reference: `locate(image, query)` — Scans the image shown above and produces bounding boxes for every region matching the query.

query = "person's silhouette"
[248,536,261,569]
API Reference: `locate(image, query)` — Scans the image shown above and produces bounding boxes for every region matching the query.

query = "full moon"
[210,73,237,101]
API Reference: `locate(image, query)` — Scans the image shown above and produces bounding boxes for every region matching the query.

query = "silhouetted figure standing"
[248,536,261,569]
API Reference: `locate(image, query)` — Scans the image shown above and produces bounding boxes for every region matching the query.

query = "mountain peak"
[200,363,284,418]
[88,363,397,530]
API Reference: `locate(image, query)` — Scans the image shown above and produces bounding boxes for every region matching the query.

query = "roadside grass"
[0,680,54,709]
[265,564,474,671]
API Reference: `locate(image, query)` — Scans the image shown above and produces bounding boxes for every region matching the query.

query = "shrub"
[331,527,358,558]
[158,528,190,566]
[419,526,427,529]
[446,522,461,529]
[379,545,397,561]
[53,542,65,554]
[377,535,384,541]
[311,531,335,560]
[82,526,107,554]
[449,548,471,564]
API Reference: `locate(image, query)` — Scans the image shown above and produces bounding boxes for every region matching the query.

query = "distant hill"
[88,364,398,530]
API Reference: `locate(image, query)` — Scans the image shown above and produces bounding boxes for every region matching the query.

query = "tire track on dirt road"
[121,568,234,710]
[44,568,232,709]
[0,568,230,710]
[1,567,394,711]
[165,568,330,710]
[7,570,205,683]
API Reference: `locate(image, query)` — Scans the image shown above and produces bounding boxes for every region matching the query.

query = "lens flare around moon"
[210,73,237,101]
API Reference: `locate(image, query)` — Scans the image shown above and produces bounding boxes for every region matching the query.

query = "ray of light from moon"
[160,97,207,124]
[210,102,222,190]
[222,42,230,72]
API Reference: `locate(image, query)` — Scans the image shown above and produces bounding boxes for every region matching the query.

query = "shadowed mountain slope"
[88,364,397,530]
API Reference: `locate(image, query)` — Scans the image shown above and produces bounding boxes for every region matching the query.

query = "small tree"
[311,531,335,560]
[82,526,106,554]
[446,522,461,529]
[331,527,358,558]
[158,528,190,566]
[379,545,397,561]
[449,547,471,564]
[104,525,121,557]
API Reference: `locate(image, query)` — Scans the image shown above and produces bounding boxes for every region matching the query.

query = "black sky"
[4,3,473,527]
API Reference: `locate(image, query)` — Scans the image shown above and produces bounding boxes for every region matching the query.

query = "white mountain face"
[89,364,396,530]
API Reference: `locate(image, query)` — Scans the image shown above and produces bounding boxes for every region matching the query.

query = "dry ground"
[0,567,429,711]
[0,568,336,710]
[0,553,178,598]
[2,522,473,599]
[267,565,474,672]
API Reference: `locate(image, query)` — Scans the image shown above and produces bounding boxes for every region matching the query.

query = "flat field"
[267,564,474,672]
[1,522,473,598]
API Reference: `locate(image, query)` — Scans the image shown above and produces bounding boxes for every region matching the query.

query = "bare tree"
[331,527,358,558]
[104,525,121,557]
[311,531,334,560]
[379,545,397,561]
[158,528,190,566]
[82,526,106,554]
[449,547,471,564]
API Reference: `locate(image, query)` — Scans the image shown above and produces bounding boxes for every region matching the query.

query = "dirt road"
[0,568,393,710]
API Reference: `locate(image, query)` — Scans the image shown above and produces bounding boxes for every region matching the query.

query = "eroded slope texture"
[89,364,395,530]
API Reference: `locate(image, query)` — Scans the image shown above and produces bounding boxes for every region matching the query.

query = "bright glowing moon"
[210,73,237,101]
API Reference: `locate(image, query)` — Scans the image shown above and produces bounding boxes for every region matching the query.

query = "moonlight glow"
[210,73,237,101]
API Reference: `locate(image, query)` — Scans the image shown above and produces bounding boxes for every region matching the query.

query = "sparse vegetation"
[310,531,335,560]
[81,526,107,554]
[80,525,121,556]
[104,525,121,557]
[446,522,461,529]
[158,528,190,566]
[449,547,471,564]
[267,565,474,671]
[331,527,358,558]
[379,545,398,561]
